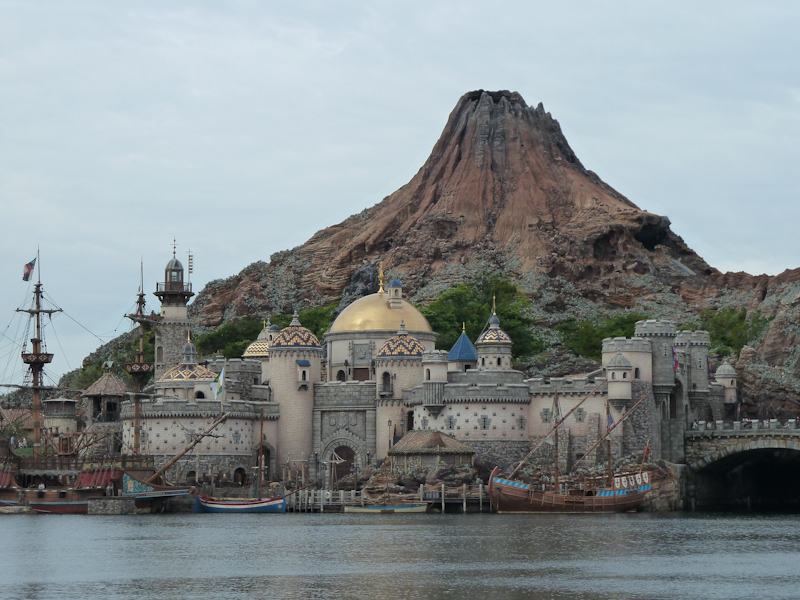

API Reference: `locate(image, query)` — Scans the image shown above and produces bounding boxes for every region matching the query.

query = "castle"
[110,253,738,487]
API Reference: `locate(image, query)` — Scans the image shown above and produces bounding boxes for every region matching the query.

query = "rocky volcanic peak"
[188,89,800,411]
[193,90,711,323]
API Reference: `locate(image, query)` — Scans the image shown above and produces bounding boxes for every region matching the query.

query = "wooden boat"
[489,467,651,513]
[343,502,428,514]
[488,388,653,514]
[193,493,287,513]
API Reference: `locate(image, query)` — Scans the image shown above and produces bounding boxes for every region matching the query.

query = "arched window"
[635,367,640,379]
[194,391,205,399]
[382,371,392,392]
[622,372,627,379]
[611,372,616,379]
[156,346,164,362]
[336,370,346,382]
[301,370,307,381]
[425,368,431,381]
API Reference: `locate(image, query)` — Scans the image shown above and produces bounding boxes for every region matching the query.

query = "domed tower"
[375,321,425,455]
[153,245,194,379]
[324,270,436,383]
[605,352,633,401]
[715,362,738,405]
[157,334,219,400]
[269,311,322,472]
[475,301,513,371]
[243,319,272,385]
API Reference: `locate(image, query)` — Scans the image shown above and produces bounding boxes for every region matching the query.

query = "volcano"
[190,90,800,411]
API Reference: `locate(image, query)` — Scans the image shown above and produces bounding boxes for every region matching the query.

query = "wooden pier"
[285,483,491,513]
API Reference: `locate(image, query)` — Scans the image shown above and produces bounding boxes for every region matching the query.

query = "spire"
[290,311,301,327]
[378,260,385,293]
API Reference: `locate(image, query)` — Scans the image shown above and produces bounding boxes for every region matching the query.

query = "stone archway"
[253,441,277,482]
[321,437,366,489]
[687,436,800,510]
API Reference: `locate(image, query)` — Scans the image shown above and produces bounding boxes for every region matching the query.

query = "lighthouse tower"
[153,245,194,379]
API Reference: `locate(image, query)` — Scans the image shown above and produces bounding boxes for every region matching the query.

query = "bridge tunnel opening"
[693,448,800,512]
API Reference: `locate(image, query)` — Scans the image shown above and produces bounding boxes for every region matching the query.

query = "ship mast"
[125,261,156,454]
[18,253,61,459]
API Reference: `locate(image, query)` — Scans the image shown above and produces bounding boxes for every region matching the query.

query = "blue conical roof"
[448,331,478,361]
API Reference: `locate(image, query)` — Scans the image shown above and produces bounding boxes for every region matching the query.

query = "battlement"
[634,319,677,337]
[422,350,449,364]
[602,337,652,354]
[527,376,608,396]
[674,330,711,346]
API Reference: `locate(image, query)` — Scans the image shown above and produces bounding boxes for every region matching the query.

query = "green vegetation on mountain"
[194,303,339,359]
[420,275,542,360]
[682,308,771,357]
[556,313,649,361]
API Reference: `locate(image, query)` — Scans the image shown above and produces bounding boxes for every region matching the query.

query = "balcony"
[155,282,192,293]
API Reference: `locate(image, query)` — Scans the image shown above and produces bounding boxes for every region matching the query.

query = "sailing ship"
[0,257,192,513]
[488,388,652,513]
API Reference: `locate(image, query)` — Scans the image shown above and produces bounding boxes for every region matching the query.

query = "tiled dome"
[377,322,425,358]
[271,312,320,349]
[160,333,217,381]
[243,320,271,358]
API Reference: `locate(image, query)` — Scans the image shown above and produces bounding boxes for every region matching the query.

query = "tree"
[556,313,648,361]
[420,275,541,359]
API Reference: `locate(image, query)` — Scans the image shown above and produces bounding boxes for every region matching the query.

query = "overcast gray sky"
[1,1,798,383]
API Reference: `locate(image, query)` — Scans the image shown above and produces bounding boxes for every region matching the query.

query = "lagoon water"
[1,512,799,600]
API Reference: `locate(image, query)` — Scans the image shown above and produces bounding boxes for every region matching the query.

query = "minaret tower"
[153,241,194,379]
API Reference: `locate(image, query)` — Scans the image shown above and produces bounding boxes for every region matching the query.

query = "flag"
[211,367,224,399]
[707,355,712,379]
[22,258,36,281]
[607,413,614,431]
[552,392,561,425]
[672,347,679,372]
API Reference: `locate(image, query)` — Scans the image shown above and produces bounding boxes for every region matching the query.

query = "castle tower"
[268,311,322,474]
[634,320,678,418]
[448,324,478,372]
[715,362,738,405]
[153,246,194,380]
[605,352,632,401]
[475,301,513,371]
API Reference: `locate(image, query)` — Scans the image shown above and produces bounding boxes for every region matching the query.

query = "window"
[480,416,490,429]
[497,358,502,366]
[194,391,205,399]
[635,368,640,379]
[446,416,456,429]
[425,368,431,381]
[540,408,552,424]
[611,372,616,379]
[382,372,392,392]
[517,416,526,429]
[301,370,307,381]
[574,408,585,423]
[622,372,627,379]
[336,370,346,382]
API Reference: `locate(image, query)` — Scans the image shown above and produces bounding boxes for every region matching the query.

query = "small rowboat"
[193,494,286,513]
[343,502,428,514]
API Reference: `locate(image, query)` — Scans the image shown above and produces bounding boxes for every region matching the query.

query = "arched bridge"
[684,420,800,510]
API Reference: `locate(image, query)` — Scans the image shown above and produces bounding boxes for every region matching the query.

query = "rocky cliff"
[190,90,800,413]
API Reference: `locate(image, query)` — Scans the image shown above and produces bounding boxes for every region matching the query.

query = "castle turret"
[605,352,632,401]
[448,324,478,372]
[715,362,738,405]
[475,302,513,371]
[269,311,322,473]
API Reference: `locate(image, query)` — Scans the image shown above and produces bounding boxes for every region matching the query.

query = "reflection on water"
[2,512,800,600]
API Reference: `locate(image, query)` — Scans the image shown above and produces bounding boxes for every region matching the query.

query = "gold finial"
[187,329,191,342]
[462,322,466,333]
[492,294,496,315]
[378,261,385,293]
[263,319,267,331]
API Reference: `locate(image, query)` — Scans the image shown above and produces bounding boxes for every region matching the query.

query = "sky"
[1,1,798,383]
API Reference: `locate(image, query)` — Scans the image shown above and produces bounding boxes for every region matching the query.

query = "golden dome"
[330,293,432,333]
